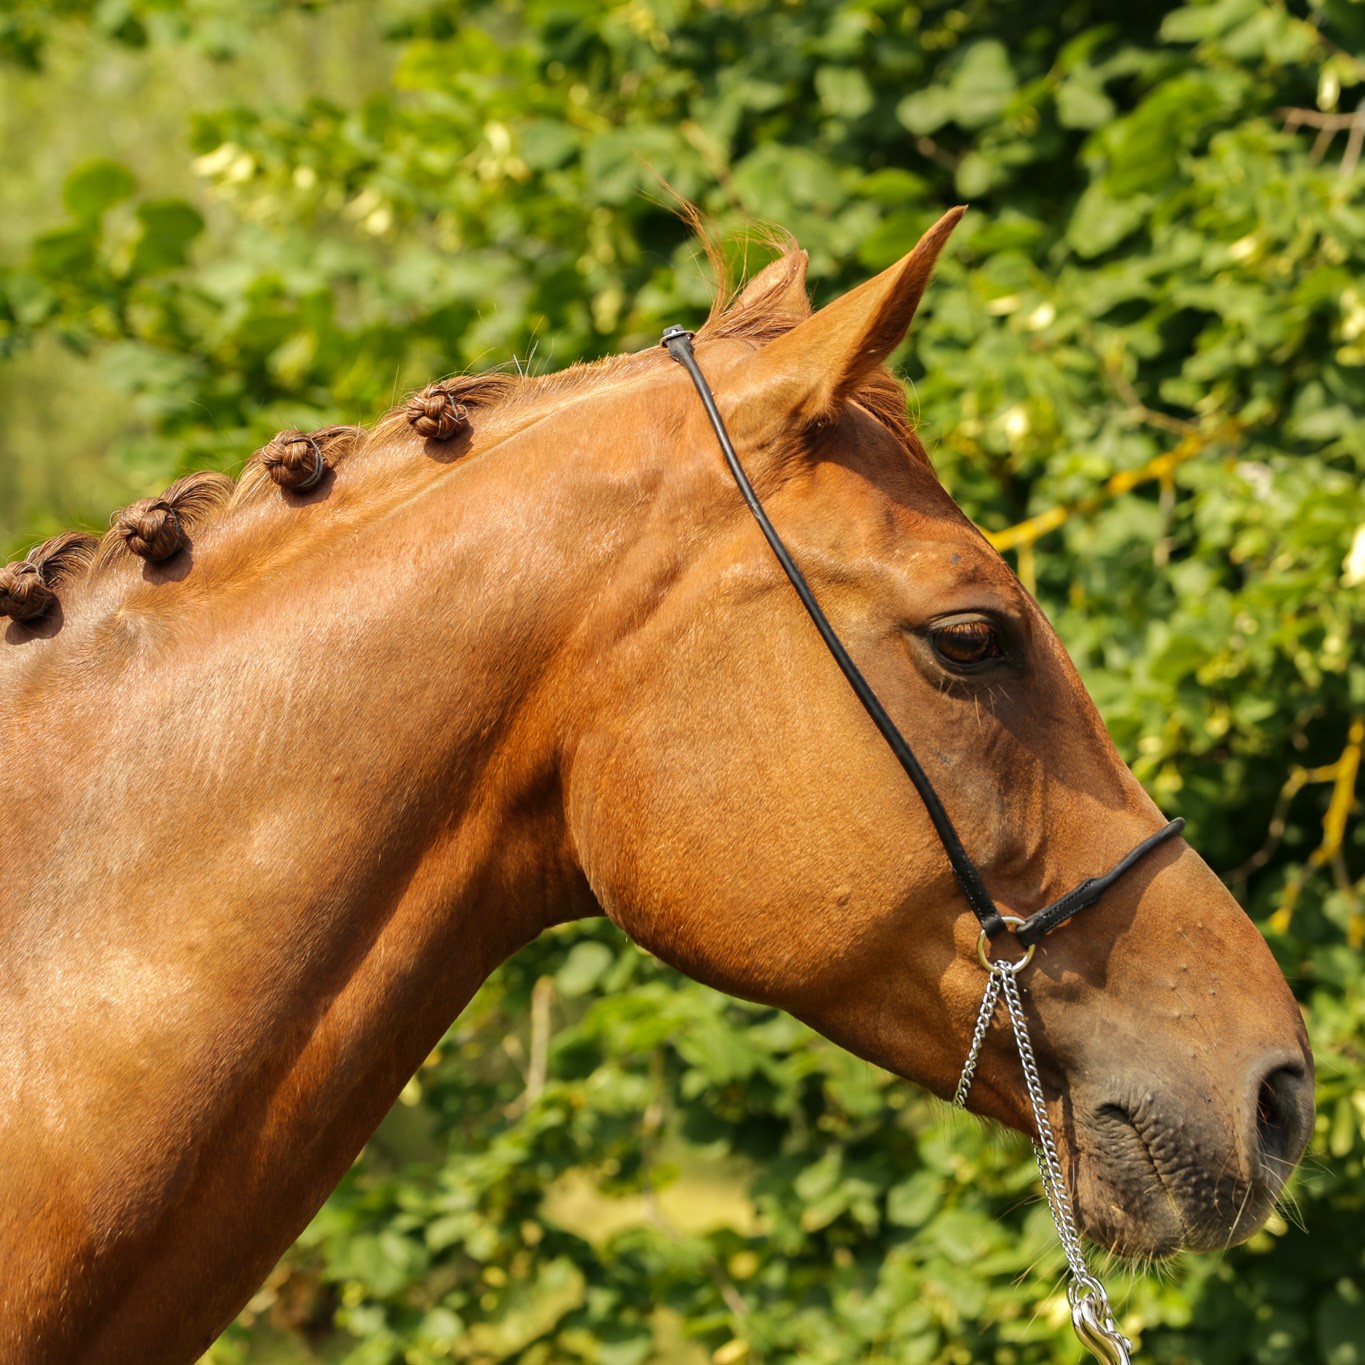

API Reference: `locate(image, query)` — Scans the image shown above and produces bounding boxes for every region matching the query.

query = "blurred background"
[2,1,1363,1361]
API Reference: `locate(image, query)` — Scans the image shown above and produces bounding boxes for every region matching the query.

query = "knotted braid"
[0,532,99,623]
[0,559,54,621]
[260,430,327,491]
[404,384,470,441]
[114,499,185,561]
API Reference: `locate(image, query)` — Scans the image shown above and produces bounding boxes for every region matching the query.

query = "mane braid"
[102,470,236,568]
[0,531,99,623]
[1,247,922,627]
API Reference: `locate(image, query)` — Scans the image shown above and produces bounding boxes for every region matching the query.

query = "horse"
[0,209,1313,1363]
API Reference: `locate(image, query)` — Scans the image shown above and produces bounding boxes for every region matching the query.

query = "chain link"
[952,971,1001,1108]
[956,958,1134,1365]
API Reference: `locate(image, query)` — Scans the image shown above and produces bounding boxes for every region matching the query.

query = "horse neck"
[5,447,580,968]
[0,417,669,1353]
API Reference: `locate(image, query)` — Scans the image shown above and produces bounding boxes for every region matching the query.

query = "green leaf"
[887,1171,944,1229]
[1160,0,1263,45]
[418,1307,465,1344]
[1057,77,1116,129]
[955,150,1002,198]
[896,89,949,136]
[815,66,874,120]
[950,40,1017,129]
[792,1150,841,1203]
[1067,184,1147,258]
[30,224,98,277]
[519,119,578,171]
[597,1326,655,1365]
[129,199,204,275]
[556,941,614,998]
[62,159,137,222]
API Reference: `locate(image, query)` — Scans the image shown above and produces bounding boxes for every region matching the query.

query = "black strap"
[662,326,1006,937]
[662,325,1182,946]
[1014,818,1183,947]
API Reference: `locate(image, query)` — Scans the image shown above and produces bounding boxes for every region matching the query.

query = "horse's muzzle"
[1071,1045,1314,1256]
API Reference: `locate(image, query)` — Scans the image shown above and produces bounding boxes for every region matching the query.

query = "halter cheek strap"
[661,324,1182,948]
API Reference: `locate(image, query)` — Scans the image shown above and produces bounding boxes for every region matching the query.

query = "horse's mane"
[0,245,917,626]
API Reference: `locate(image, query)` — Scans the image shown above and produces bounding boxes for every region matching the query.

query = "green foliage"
[3,1,1363,1362]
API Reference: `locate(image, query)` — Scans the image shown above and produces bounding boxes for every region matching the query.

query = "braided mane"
[0,248,918,629]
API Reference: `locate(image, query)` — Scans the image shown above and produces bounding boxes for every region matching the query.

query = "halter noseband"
[661,324,1183,952]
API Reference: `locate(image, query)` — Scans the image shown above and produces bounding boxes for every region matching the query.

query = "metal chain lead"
[956,956,1134,1365]
[952,971,1002,1108]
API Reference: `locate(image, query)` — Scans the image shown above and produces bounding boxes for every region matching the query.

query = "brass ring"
[976,915,1035,974]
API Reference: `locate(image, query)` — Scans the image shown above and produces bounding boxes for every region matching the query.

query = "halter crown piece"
[663,324,1183,1365]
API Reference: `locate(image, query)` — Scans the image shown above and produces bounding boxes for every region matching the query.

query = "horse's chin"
[1064,1075,1307,1258]
[1073,1167,1283,1260]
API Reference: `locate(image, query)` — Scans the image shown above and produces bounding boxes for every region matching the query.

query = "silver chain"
[955,948,1135,1365]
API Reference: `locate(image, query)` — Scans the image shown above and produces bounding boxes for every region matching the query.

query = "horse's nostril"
[1256,1076,1285,1153]
[1253,1062,1312,1172]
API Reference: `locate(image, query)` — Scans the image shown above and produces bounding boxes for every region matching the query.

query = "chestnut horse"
[0,211,1312,1363]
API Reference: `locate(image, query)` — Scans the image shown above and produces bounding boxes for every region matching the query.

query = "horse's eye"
[931,620,1003,668]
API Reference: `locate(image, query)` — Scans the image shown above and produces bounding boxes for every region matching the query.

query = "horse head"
[561,210,1312,1257]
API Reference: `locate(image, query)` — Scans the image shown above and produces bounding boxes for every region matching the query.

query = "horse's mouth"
[1072,1100,1188,1257]
[1067,1063,1312,1257]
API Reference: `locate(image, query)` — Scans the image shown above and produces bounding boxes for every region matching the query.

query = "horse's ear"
[741,207,965,428]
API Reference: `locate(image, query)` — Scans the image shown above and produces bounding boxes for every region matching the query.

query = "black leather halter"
[662,326,1182,951]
